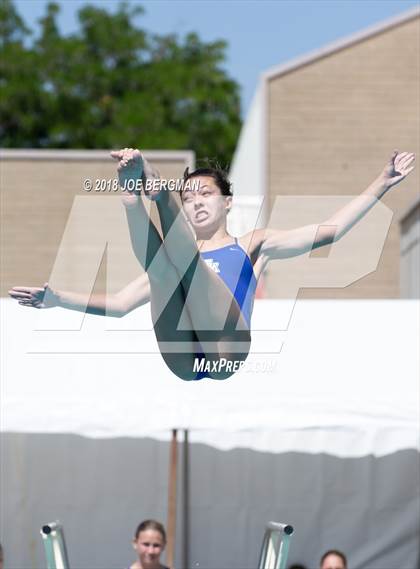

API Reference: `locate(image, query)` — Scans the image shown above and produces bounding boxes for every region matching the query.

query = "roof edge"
[262,6,420,82]
[0,149,195,167]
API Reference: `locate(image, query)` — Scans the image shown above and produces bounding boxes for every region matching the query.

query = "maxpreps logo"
[203,258,220,273]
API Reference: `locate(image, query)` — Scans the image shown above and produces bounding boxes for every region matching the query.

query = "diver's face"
[133,529,165,567]
[181,176,231,231]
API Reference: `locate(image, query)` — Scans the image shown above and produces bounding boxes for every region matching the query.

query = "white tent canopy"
[3,298,418,457]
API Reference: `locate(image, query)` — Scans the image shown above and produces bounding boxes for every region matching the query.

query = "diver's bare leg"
[114,148,250,378]
[114,148,246,339]
[125,200,240,380]
[154,185,251,377]
[150,263,202,381]
[125,202,202,380]
[113,151,202,380]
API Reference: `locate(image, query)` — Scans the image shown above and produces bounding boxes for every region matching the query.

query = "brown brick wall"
[267,16,419,298]
[0,152,192,295]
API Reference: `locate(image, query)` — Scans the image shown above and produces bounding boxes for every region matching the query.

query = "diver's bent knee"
[208,354,249,380]
[177,370,197,381]
[161,354,197,381]
[209,370,235,380]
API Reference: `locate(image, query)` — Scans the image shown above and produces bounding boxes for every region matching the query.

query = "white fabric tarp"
[2,298,419,458]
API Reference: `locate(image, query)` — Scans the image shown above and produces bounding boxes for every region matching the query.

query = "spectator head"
[320,550,347,569]
[133,520,166,567]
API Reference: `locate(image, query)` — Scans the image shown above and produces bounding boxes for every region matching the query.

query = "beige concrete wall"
[400,198,420,298]
[0,151,194,296]
[266,16,419,298]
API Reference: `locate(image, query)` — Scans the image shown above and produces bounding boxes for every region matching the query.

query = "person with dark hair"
[109,147,415,381]
[129,520,169,569]
[288,564,308,569]
[10,148,415,382]
[320,549,347,569]
[183,165,233,197]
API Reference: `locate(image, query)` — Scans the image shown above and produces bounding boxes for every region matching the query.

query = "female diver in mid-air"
[10,149,415,380]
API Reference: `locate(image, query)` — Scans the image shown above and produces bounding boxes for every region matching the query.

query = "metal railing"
[258,521,294,569]
[40,522,70,569]
[39,518,293,569]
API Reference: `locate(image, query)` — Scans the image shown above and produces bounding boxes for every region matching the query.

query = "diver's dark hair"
[320,550,347,568]
[134,519,166,542]
[183,166,233,197]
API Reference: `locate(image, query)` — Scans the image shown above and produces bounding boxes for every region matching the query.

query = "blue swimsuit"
[194,238,257,380]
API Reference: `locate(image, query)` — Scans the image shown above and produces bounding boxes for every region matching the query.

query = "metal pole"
[182,429,190,569]
[166,429,178,568]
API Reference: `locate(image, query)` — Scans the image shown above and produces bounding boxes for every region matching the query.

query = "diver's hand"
[379,150,415,190]
[111,147,144,208]
[111,147,162,203]
[8,282,59,309]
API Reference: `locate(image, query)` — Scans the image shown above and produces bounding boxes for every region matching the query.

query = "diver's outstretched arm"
[250,150,415,260]
[8,274,151,317]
